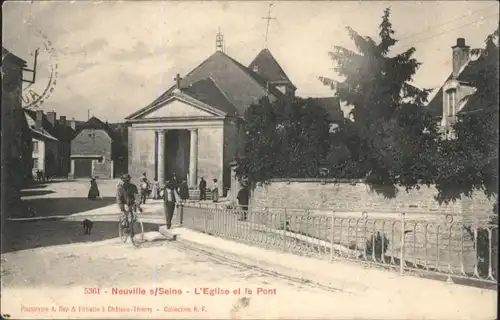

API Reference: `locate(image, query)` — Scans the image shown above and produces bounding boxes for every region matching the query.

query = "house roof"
[76,116,119,141]
[24,109,78,141]
[304,97,343,122]
[248,49,295,89]
[426,54,487,118]
[126,50,287,120]
[2,47,27,66]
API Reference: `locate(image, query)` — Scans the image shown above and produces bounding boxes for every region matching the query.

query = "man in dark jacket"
[237,186,250,221]
[163,180,180,229]
[198,177,207,201]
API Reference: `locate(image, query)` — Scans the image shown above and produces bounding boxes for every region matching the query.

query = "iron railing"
[176,203,498,286]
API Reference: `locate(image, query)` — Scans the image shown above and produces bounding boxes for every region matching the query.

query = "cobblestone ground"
[0,180,347,319]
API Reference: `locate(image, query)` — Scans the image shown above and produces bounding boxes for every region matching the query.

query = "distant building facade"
[427,38,490,139]
[24,110,77,178]
[70,117,128,179]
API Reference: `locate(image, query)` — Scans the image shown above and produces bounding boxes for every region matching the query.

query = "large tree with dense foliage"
[233,97,331,184]
[319,8,440,188]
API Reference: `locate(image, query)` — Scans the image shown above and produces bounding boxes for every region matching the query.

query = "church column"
[189,128,198,188]
[157,130,166,184]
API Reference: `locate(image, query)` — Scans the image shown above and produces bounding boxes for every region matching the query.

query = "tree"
[233,97,280,184]
[319,8,440,187]
[233,97,331,184]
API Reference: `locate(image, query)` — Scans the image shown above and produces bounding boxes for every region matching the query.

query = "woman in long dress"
[88,177,100,200]
[152,179,160,200]
[179,180,190,204]
[212,179,219,203]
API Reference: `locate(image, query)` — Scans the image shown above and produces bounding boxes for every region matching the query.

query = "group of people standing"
[89,171,250,230]
[197,177,221,202]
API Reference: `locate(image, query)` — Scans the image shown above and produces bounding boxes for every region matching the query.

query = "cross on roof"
[262,3,276,48]
[174,73,183,89]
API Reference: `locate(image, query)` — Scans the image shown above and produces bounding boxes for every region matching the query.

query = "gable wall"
[143,99,214,118]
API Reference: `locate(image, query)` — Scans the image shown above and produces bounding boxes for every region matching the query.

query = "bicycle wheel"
[118,215,129,243]
[130,217,144,247]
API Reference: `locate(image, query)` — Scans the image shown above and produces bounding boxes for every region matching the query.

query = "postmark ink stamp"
[22,29,59,110]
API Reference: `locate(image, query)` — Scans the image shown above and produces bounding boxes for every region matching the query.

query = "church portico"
[155,128,198,187]
[127,116,227,189]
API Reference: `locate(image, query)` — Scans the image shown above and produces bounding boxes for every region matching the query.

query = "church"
[125,32,299,191]
[125,33,341,195]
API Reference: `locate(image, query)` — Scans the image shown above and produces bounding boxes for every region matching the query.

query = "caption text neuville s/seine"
[85,287,277,296]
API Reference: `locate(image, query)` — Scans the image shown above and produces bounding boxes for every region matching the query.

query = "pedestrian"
[199,177,207,201]
[237,185,250,221]
[139,172,149,205]
[171,173,179,192]
[163,180,179,229]
[152,179,160,200]
[87,177,100,200]
[179,179,189,204]
[212,178,219,203]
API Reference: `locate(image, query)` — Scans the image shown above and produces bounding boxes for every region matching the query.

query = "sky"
[3,1,499,122]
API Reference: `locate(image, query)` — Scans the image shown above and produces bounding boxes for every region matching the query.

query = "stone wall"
[127,128,156,182]
[251,179,495,215]
[197,126,224,185]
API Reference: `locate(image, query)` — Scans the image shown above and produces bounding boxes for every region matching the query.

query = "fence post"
[330,211,335,263]
[283,209,287,253]
[400,212,406,275]
[203,207,208,233]
[179,203,184,226]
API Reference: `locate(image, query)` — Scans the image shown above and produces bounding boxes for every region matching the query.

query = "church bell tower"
[216,28,225,53]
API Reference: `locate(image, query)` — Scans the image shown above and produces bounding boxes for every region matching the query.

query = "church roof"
[182,78,239,116]
[126,50,286,119]
[248,48,295,88]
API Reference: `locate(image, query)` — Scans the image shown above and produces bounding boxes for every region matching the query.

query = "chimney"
[452,38,470,79]
[59,116,66,127]
[35,110,43,130]
[47,111,56,127]
[70,117,76,130]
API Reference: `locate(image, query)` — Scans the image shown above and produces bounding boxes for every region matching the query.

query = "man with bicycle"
[117,173,139,229]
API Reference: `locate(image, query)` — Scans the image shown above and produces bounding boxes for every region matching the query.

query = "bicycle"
[118,204,144,247]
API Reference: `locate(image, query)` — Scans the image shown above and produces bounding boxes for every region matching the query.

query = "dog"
[82,219,94,235]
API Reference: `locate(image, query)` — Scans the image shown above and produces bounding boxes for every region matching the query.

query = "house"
[70,116,128,179]
[1,47,33,218]
[426,38,490,139]
[24,110,77,178]
[125,38,304,193]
